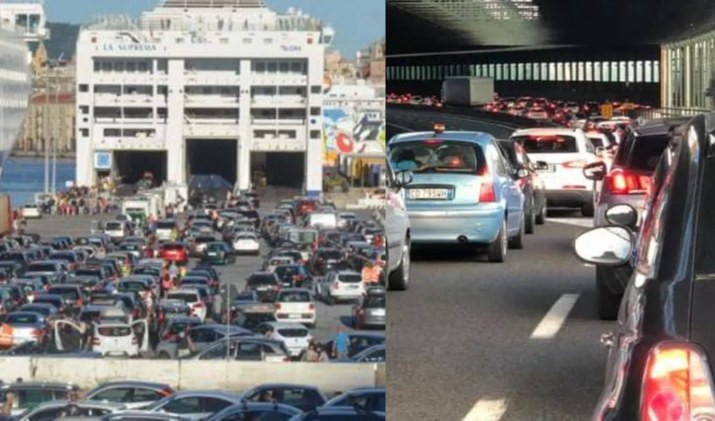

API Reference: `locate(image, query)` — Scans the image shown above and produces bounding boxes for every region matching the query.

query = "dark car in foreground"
[572,112,715,419]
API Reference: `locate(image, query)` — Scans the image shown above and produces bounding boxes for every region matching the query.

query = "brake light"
[641,342,715,421]
[192,302,203,309]
[562,160,588,169]
[479,181,496,203]
[31,329,44,337]
[275,303,282,310]
[606,169,651,195]
[159,388,173,397]
[308,303,314,310]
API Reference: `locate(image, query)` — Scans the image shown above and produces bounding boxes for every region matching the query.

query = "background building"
[74,0,334,195]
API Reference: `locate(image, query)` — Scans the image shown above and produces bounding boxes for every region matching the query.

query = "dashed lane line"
[530,293,580,340]
[462,398,508,421]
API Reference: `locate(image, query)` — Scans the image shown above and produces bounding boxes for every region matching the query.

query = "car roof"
[389,130,493,145]
[171,390,243,400]
[247,383,319,391]
[90,381,171,389]
[511,127,581,137]
[632,117,690,137]
[2,381,74,390]
[277,287,311,293]
[264,321,310,330]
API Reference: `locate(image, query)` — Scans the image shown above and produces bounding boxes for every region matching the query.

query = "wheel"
[508,215,524,250]
[487,219,507,262]
[158,352,171,359]
[388,239,410,291]
[596,267,622,320]
[582,201,595,217]
[536,198,546,225]
[327,294,336,306]
[525,196,536,234]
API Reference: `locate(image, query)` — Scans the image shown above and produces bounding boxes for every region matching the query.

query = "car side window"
[132,388,164,402]
[202,397,232,413]
[490,146,508,177]
[92,387,130,402]
[235,342,262,360]
[164,396,201,413]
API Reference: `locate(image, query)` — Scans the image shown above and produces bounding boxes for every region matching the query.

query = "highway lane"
[25,188,381,345]
[386,108,610,420]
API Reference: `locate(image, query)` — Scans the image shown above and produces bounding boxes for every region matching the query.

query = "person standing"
[0,389,15,418]
[332,327,349,360]
[169,260,179,288]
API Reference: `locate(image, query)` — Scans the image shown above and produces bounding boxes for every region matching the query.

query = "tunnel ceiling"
[387,0,715,54]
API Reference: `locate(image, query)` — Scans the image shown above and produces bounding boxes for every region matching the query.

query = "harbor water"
[0,157,75,206]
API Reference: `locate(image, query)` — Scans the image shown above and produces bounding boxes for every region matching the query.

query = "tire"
[158,352,171,359]
[388,239,410,291]
[525,196,536,234]
[508,215,525,250]
[582,201,595,217]
[535,199,546,225]
[596,267,622,320]
[487,219,507,262]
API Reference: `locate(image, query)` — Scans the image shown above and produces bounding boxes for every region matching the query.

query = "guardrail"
[625,107,711,121]
[0,358,384,394]
[388,103,561,129]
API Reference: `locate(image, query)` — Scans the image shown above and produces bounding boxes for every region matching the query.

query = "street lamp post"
[43,76,49,194]
[51,85,59,196]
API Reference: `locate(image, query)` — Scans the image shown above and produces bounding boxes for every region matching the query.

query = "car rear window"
[338,274,362,283]
[6,314,38,324]
[513,135,579,153]
[168,293,198,302]
[162,244,184,251]
[278,291,310,302]
[318,251,341,260]
[48,288,79,300]
[248,275,277,286]
[278,328,309,338]
[105,222,122,230]
[621,134,670,171]
[365,296,386,308]
[389,140,487,174]
[586,135,605,148]
[98,326,131,336]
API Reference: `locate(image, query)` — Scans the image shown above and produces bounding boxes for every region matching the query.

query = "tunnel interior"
[252,152,304,188]
[186,139,237,186]
[113,151,167,185]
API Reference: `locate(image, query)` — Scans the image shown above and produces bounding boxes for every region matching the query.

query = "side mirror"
[583,161,607,181]
[393,170,413,189]
[516,168,529,179]
[534,161,550,171]
[595,146,606,157]
[573,226,634,266]
[605,204,637,228]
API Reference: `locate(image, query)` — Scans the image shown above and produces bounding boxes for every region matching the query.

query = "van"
[307,213,337,230]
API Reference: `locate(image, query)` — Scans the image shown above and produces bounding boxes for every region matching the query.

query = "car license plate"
[208,252,217,256]
[289,314,301,319]
[372,309,385,316]
[408,188,449,200]
[347,284,359,289]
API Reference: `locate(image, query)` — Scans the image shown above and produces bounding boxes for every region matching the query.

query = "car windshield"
[248,275,276,286]
[168,293,198,303]
[6,314,38,324]
[207,243,225,251]
[624,135,671,171]
[288,231,317,244]
[513,135,578,153]
[105,222,122,230]
[389,140,486,174]
[237,234,256,240]
[98,326,131,336]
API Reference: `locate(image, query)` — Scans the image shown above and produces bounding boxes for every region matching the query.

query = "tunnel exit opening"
[186,139,237,186]
[113,151,167,186]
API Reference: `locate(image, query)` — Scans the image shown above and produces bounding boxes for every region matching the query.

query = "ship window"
[126,62,136,73]
[138,62,148,73]
[79,106,89,114]
[310,107,320,116]
[310,86,321,94]
[102,62,111,72]
[255,62,266,73]
[279,62,289,73]
[267,62,277,73]
[310,130,321,139]
[80,129,89,137]
[291,62,302,73]
[114,62,124,72]
[79,84,89,92]
[94,61,100,72]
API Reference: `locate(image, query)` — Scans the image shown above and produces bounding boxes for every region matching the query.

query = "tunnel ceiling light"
[389,0,549,45]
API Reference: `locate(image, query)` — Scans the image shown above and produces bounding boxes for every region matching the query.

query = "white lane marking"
[547,218,594,228]
[530,293,580,339]
[462,398,508,421]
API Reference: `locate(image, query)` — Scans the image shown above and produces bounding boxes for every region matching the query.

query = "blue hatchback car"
[388,126,526,262]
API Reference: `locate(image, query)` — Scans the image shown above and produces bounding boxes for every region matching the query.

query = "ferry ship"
[0,0,48,177]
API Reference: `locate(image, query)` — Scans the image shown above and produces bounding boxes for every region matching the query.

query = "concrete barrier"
[0,358,383,395]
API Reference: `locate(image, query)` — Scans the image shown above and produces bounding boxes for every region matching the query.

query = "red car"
[158,243,188,265]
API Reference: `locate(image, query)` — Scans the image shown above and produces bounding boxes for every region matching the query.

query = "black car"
[498,139,547,233]
[274,264,313,289]
[573,112,715,419]
[245,272,281,302]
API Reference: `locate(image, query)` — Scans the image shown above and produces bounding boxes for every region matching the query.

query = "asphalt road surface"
[387,107,609,420]
[25,187,380,345]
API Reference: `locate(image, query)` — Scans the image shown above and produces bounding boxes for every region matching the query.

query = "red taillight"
[31,329,44,336]
[159,388,173,397]
[641,342,715,421]
[308,303,314,310]
[562,160,588,169]
[606,169,651,195]
[192,303,203,309]
[275,303,282,310]
[479,181,496,203]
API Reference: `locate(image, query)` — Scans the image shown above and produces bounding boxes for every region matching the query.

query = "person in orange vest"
[361,260,381,285]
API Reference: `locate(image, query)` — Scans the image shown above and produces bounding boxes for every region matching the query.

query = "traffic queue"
[0,378,385,419]
[0,192,386,364]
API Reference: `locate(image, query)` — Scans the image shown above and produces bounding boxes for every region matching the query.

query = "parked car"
[201,242,236,265]
[323,387,386,412]
[189,337,290,362]
[273,288,315,328]
[158,243,189,266]
[316,271,365,304]
[0,381,76,416]
[0,311,49,348]
[352,287,386,329]
[17,399,125,419]
[245,272,282,303]
[390,125,526,262]
[206,402,301,421]
[256,322,312,358]
[21,204,42,219]
[166,290,207,322]
[84,381,174,410]
[241,383,327,411]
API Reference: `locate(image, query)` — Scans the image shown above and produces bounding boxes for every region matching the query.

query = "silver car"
[385,162,411,290]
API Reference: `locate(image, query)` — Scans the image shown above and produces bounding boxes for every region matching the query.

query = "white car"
[307,212,337,229]
[21,204,41,219]
[265,256,295,273]
[232,233,260,255]
[273,288,316,328]
[103,221,127,243]
[337,212,357,229]
[317,271,365,304]
[386,163,411,290]
[510,127,598,216]
[89,321,148,357]
[258,321,313,358]
[167,289,207,322]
